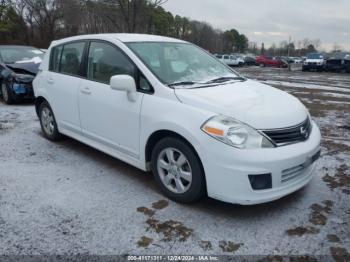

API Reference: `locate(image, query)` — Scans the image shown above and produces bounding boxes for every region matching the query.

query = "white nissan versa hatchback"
[33,34,321,205]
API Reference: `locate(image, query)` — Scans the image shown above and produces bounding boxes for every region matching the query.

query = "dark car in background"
[244,56,257,66]
[256,55,288,68]
[325,53,350,73]
[0,45,44,104]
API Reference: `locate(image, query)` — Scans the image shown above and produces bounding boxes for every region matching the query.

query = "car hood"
[174,79,308,129]
[5,60,41,75]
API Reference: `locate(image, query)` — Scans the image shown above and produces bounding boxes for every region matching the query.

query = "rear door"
[46,41,86,134]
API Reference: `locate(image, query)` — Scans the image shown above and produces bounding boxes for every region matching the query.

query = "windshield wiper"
[168,81,198,87]
[205,76,245,84]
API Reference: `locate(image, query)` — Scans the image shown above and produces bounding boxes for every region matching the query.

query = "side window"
[50,45,63,72]
[87,41,135,84]
[59,42,85,76]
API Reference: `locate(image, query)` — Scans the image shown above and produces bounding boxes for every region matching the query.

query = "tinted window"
[59,42,85,76]
[50,45,63,72]
[87,41,135,84]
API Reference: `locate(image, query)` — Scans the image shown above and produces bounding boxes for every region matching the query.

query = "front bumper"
[11,82,34,98]
[303,64,324,70]
[199,121,321,205]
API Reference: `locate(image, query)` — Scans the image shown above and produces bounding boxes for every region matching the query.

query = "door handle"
[47,78,54,84]
[81,87,92,95]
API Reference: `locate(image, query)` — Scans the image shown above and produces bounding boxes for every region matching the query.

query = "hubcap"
[41,107,55,136]
[157,148,192,194]
[2,84,8,102]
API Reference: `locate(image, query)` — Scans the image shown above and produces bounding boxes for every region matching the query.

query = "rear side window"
[50,45,63,72]
[59,42,85,76]
[87,41,135,84]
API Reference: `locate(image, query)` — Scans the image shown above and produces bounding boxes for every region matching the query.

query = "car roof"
[52,33,187,46]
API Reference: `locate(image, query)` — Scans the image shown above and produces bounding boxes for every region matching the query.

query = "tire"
[1,82,15,105]
[259,63,265,67]
[39,101,62,141]
[151,137,206,203]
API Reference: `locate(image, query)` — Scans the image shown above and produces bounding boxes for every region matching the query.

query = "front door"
[78,41,143,159]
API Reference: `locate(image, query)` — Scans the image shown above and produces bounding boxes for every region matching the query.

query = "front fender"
[139,94,214,164]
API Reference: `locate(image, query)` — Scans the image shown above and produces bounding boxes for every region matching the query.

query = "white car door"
[223,55,230,65]
[46,41,86,134]
[230,56,239,66]
[78,41,145,159]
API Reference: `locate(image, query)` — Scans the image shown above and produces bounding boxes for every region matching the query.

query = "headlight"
[201,115,275,149]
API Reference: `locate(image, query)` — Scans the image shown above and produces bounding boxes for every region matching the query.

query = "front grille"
[327,60,342,65]
[261,118,312,146]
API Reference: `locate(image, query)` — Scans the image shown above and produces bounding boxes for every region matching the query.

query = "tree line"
[0,0,249,54]
[250,38,322,57]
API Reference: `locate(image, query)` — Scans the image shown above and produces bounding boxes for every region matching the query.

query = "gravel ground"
[0,67,349,259]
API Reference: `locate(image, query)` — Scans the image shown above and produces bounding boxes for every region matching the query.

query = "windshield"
[127,42,240,87]
[307,53,323,59]
[0,46,44,64]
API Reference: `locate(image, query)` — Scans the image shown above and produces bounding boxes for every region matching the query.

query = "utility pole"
[287,36,292,71]
[287,36,291,57]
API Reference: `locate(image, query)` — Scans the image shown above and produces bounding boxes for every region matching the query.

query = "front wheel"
[151,137,206,203]
[39,101,62,141]
[1,83,15,104]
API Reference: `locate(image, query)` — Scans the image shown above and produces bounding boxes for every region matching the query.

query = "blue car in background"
[0,45,44,104]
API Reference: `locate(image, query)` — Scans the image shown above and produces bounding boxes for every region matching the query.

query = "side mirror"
[110,75,137,102]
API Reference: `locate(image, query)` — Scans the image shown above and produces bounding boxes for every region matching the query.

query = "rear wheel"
[39,101,62,141]
[151,137,206,203]
[1,83,15,104]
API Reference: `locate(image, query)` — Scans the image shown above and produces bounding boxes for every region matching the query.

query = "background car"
[244,56,257,66]
[0,45,44,104]
[216,54,244,66]
[291,57,303,64]
[256,55,288,68]
[325,53,350,73]
[302,53,326,72]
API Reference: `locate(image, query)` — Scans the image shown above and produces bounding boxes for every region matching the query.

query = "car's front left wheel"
[39,101,62,141]
[151,137,206,203]
[1,83,15,104]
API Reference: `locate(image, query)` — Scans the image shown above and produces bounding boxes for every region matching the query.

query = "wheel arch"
[145,129,207,194]
[145,130,205,173]
[34,96,48,117]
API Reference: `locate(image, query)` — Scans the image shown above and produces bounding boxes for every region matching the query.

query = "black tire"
[151,137,206,203]
[39,101,62,141]
[1,82,15,105]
